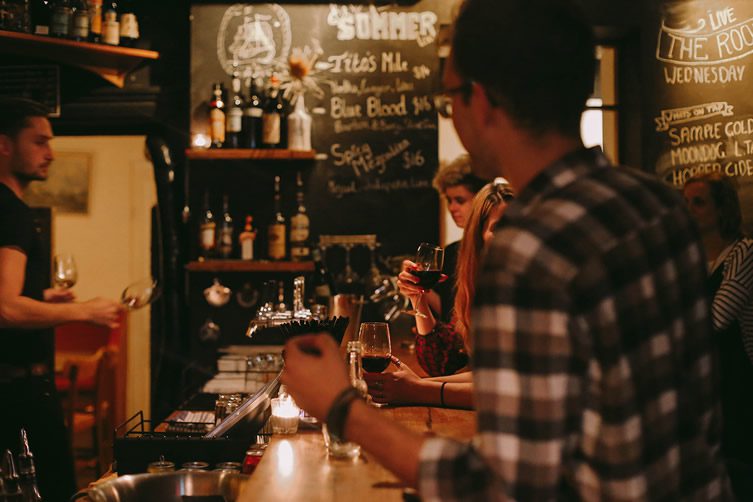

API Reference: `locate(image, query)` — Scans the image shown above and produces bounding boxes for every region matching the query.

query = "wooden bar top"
[237,406,475,501]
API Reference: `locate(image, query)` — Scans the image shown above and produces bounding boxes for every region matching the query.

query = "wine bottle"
[261,75,283,149]
[209,82,226,149]
[101,0,119,45]
[238,215,256,261]
[241,75,263,149]
[70,0,89,41]
[218,194,234,259]
[267,176,286,260]
[311,247,336,306]
[17,429,42,502]
[88,0,102,42]
[118,0,138,47]
[225,65,244,149]
[289,171,310,261]
[50,0,71,38]
[31,0,52,35]
[199,192,216,260]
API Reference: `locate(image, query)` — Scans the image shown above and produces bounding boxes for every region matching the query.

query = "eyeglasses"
[433,81,473,119]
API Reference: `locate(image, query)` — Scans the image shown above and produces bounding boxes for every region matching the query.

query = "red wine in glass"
[361,355,391,373]
[410,269,443,289]
[402,243,444,318]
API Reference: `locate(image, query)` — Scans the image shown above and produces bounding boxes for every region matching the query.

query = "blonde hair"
[454,181,514,347]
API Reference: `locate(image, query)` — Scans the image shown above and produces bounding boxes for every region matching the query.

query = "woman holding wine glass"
[383,180,513,394]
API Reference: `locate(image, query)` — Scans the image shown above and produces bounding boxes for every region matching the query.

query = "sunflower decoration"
[281,42,325,104]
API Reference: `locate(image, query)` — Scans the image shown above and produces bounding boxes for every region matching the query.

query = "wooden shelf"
[186,260,315,273]
[185,148,316,160]
[0,30,159,87]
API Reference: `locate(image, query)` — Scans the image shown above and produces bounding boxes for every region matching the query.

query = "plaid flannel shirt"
[418,148,730,501]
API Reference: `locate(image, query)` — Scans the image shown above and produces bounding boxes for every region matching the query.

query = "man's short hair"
[0,97,49,138]
[452,0,595,137]
[433,154,487,194]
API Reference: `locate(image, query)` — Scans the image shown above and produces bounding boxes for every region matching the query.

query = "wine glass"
[358,322,391,408]
[53,253,77,289]
[121,278,161,310]
[402,243,444,318]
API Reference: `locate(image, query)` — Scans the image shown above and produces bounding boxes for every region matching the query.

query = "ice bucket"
[85,471,248,502]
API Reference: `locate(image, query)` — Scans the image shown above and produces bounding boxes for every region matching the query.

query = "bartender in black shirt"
[0,98,122,501]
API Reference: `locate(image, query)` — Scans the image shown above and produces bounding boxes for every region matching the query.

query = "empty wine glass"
[121,278,161,310]
[53,253,77,289]
[336,243,360,293]
[402,243,444,318]
[359,322,391,408]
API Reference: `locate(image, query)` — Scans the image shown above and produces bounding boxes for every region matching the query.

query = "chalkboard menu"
[644,0,753,230]
[190,2,441,256]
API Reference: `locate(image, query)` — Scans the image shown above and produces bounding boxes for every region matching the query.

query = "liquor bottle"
[261,75,284,149]
[347,341,369,399]
[49,0,71,38]
[289,171,310,261]
[101,0,119,45]
[2,0,31,32]
[31,0,51,35]
[2,449,23,502]
[218,194,234,259]
[118,0,138,47]
[238,215,256,261]
[311,247,336,306]
[17,430,42,502]
[70,0,89,41]
[209,82,226,149]
[88,0,101,42]
[287,94,312,151]
[241,75,263,149]
[198,192,216,260]
[267,175,286,260]
[224,65,244,149]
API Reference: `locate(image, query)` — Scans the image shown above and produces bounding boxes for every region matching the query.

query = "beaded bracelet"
[440,382,447,407]
[325,386,361,443]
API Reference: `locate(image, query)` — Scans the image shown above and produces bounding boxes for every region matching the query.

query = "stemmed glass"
[402,243,444,318]
[359,322,391,408]
[336,243,360,292]
[121,278,161,310]
[53,253,78,289]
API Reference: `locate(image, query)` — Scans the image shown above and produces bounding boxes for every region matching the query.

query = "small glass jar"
[147,456,175,473]
[214,461,242,472]
[181,461,210,471]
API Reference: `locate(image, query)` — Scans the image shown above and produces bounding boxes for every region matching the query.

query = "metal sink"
[85,471,248,502]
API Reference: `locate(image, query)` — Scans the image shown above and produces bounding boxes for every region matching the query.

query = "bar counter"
[237,406,476,501]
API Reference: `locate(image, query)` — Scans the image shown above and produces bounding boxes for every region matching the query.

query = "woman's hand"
[363,358,426,405]
[44,287,75,303]
[397,260,424,306]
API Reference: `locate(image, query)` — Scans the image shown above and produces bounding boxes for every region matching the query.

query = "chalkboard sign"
[644,0,753,231]
[190,2,441,256]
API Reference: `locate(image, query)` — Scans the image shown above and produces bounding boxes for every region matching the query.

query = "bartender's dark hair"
[451,0,595,137]
[0,97,49,139]
[684,173,743,241]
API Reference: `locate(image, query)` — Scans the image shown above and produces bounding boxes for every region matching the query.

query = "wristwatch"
[325,386,361,443]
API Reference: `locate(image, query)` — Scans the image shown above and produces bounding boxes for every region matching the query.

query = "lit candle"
[271,396,300,434]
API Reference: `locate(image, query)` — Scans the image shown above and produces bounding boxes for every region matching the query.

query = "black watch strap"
[325,386,361,443]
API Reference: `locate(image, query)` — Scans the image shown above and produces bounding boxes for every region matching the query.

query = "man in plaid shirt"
[282,0,731,499]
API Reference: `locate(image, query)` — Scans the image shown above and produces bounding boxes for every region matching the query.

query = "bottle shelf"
[185,148,316,160]
[0,29,159,88]
[186,260,315,273]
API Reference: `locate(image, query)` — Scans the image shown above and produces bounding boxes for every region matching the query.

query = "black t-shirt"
[433,240,460,324]
[0,183,53,366]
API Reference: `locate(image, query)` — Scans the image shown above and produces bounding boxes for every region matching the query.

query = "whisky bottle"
[17,429,42,502]
[261,75,283,149]
[289,171,310,261]
[238,215,256,261]
[209,82,226,149]
[88,0,102,42]
[70,0,89,41]
[225,65,244,149]
[118,0,138,47]
[218,194,234,259]
[241,76,263,149]
[199,192,216,260]
[102,0,119,45]
[267,176,286,260]
[50,0,71,38]
[31,0,52,36]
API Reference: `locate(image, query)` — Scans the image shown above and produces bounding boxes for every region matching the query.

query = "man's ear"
[0,135,13,157]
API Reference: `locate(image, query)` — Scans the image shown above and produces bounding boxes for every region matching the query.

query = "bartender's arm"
[282,334,425,486]
[0,247,122,329]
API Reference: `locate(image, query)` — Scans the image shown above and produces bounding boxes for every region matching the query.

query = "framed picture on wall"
[23,152,91,214]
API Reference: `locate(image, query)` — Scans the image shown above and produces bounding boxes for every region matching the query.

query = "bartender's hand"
[82,298,123,328]
[281,333,350,420]
[44,287,75,303]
